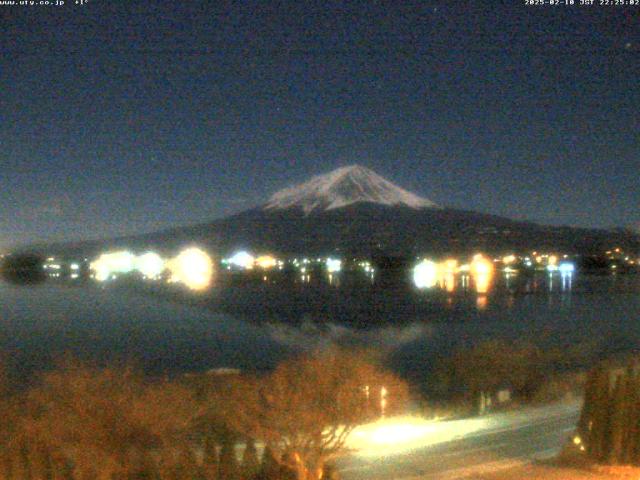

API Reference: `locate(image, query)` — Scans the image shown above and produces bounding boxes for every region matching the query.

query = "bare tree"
[209,348,409,480]
[17,359,201,480]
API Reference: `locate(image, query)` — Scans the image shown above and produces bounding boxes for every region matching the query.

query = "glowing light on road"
[166,248,214,291]
[413,260,438,289]
[135,252,165,278]
[255,255,277,269]
[226,251,255,270]
[326,257,342,273]
[348,415,490,458]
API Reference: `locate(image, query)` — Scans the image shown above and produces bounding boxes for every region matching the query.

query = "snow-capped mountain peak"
[264,165,438,214]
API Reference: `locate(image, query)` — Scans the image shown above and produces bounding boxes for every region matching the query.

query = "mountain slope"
[25,166,640,258]
[264,165,437,214]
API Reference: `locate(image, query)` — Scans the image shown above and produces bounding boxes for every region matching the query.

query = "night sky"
[1,1,638,248]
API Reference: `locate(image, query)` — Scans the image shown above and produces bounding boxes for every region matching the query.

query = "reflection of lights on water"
[439,259,458,292]
[559,262,575,291]
[476,295,488,310]
[471,254,494,294]
[441,272,456,292]
[166,248,214,291]
[413,260,438,289]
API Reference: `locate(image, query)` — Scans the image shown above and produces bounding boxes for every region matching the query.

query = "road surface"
[339,400,581,480]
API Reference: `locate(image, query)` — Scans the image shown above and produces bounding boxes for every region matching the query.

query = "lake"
[1,272,640,385]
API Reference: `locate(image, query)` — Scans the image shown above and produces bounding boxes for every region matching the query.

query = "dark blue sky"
[1,1,638,248]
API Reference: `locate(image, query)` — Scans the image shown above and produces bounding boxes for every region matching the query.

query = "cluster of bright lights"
[90,251,136,282]
[326,257,342,273]
[166,248,214,291]
[91,248,214,290]
[412,254,495,294]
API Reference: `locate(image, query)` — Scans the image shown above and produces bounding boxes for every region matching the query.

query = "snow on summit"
[265,165,438,214]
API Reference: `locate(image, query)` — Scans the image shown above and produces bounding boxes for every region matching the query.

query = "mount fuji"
[264,165,437,214]
[31,165,640,258]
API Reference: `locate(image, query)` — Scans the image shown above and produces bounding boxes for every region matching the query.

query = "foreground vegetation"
[0,337,596,480]
[578,357,640,466]
[0,349,408,480]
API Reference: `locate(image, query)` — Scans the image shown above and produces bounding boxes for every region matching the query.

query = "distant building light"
[255,255,277,269]
[502,255,516,265]
[166,247,214,291]
[135,252,165,278]
[326,258,342,273]
[413,260,438,289]
[558,262,575,274]
[226,251,255,270]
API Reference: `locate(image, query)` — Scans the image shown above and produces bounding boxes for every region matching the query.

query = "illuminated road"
[339,401,581,480]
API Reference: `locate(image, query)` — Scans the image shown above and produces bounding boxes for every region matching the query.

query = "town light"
[413,260,438,289]
[135,251,165,278]
[559,262,575,275]
[255,255,277,269]
[326,257,342,273]
[502,255,516,265]
[226,251,255,270]
[90,250,135,281]
[166,247,214,291]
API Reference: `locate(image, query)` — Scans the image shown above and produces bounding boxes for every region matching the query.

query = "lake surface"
[1,273,640,384]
